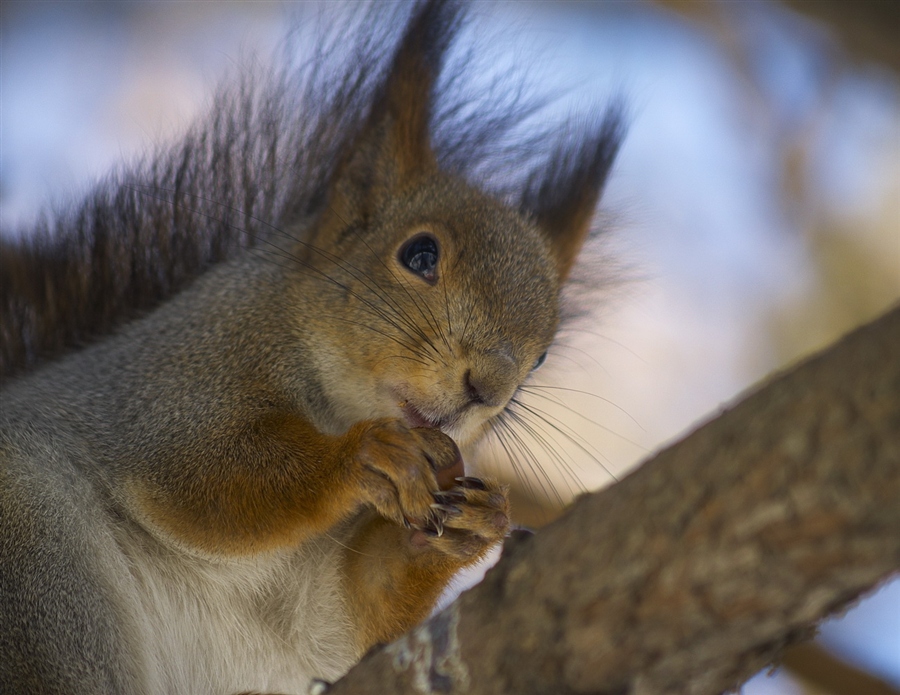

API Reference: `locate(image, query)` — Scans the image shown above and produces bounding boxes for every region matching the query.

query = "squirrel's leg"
[341,477,510,650]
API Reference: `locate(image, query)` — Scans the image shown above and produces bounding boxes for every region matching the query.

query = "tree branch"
[326,305,900,695]
[780,0,900,74]
[781,643,899,695]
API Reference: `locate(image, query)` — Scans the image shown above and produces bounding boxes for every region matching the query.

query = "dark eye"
[532,351,547,371]
[399,234,439,283]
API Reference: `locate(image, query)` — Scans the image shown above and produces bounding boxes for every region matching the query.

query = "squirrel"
[0,1,623,693]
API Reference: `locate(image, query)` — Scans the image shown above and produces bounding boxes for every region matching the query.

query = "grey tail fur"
[0,0,624,383]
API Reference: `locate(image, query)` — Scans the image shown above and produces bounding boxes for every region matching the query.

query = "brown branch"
[782,643,899,695]
[654,0,900,75]
[326,305,900,695]
[780,0,900,74]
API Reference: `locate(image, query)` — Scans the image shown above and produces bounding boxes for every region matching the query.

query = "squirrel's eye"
[399,234,439,283]
[532,351,547,371]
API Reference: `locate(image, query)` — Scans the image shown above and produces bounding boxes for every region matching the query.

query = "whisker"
[503,407,586,498]
[441,263,454,340]
[370,353,437,370]
[509,397,619,483]
[518,384,647,437]
[549,342,609,374]
[558,328,648,364]
[344,223,451,356]
[490,412,566,508]
[486,415,544,504]
[460,293,477,348]
[322,204,446,357]
[325,317,429,359]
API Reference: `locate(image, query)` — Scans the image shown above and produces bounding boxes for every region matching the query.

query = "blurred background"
[1,1,897,693]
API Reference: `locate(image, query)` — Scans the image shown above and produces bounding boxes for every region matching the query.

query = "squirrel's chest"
[118,533,358,695]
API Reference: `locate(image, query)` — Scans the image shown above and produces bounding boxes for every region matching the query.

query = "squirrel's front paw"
[412,476,510,560]
[352,419,463,529]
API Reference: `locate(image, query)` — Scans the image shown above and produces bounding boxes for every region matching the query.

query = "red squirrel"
[0,1,623,692]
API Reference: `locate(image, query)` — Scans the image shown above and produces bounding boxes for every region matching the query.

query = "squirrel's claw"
[454,476,488,491]
[430,502,462,517]
[433,490,467,505]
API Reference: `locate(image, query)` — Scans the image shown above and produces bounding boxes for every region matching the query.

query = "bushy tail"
[0,0,624,382]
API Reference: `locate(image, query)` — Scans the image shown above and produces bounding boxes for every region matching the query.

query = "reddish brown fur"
[0,2,624,690]
[132,412,364,554]
[342,487,509,650]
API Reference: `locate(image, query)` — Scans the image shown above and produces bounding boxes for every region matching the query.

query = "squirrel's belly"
[116,528,358,694]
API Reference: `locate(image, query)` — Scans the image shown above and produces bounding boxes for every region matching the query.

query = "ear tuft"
[318,0,465,235]
[521,105,626,280]
[372,0,465,176]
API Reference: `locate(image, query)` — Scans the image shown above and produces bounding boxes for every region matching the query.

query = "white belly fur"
[111,525,358,695]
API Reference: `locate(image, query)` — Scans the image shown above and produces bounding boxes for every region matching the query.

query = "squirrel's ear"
[322,0,462,229]
[522,109,625,281]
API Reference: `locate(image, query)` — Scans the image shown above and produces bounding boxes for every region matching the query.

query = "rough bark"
[325,304,900,695]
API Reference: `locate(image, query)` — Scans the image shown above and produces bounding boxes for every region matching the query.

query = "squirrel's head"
[289,0,621,447]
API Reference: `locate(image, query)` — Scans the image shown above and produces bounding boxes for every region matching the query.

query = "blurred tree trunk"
[783,643,899,695]
[661,0,900,73]
[781,0,900,73]
[324,305,900,695]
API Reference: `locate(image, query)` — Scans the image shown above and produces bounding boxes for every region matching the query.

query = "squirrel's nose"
[464,350,518,408]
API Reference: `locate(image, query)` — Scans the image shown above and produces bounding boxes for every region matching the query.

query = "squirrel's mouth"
[401,401,445,429]
[392,385,465,434]
[396,396,461,433]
